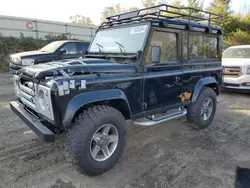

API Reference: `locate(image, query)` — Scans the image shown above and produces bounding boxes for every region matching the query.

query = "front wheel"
[186,87,217,129]
[65,105,127,176]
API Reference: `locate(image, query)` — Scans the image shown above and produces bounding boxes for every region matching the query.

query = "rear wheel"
[186,87,217,129]
[65,105,127,176]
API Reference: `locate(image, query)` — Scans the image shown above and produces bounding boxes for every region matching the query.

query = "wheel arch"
[62,89,132,128]
[191,77,219,103]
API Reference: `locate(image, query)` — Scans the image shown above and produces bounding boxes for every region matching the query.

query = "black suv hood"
[18,58,137,79]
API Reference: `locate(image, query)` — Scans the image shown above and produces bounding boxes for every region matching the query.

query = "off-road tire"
[186,87,217,129]
[65,105,127,176]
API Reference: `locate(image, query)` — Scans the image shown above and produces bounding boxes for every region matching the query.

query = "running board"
[133,108,187,126]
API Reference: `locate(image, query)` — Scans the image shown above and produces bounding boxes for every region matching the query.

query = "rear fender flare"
[191,77,219,103]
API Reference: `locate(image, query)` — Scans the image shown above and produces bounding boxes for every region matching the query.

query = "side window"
[145,31,177,63]
[205,37,218,58]
[82,43,90,49]
[187,33,218,60]
[76,43,89,53]
[61,43,77,54]
[189,35,205,59]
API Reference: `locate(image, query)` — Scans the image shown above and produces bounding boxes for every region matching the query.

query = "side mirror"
[59,48,67,54]
[151,46,161,63]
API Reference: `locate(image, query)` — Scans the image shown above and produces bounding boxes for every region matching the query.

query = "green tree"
[165,0,202,19]
[100,4,139,22]
[141,0,160,7]
[207,0,232,26]
[226,28,250,45]
[69,15,93,25]
[186,0,203,19]
[188,0,201,9]
[171,1,182,7]
[141,0,170,13]
[223,12,250,45]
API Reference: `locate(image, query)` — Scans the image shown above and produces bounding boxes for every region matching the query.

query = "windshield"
[40,41,65,52]
[89,24,149,53]
[223,48,250,58]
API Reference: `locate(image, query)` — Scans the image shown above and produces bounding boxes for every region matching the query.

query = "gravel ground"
[0,72,250,188]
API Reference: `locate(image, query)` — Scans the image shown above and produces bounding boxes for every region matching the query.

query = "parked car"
[10,4,223,176]
[8,40,90,70]
[221,45,250,91]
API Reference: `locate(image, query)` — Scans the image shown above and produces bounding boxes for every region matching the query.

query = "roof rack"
[100,4,222,28]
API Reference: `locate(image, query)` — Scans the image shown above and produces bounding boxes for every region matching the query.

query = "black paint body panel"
[15,21,223,131]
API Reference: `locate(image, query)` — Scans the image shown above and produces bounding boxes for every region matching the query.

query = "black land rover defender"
[10,5,223,176]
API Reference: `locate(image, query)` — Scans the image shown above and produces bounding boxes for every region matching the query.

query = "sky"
[0,0,249,25]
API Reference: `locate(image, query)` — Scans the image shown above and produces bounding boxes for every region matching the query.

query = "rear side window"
[189,35,205,59]
[145,31,177,63]
[205,37,218,58]
[183,32,218,60]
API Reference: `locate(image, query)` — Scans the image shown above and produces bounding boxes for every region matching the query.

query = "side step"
[133,108,187,126]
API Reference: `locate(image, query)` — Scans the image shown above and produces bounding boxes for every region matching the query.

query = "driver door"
[143,29,183,111]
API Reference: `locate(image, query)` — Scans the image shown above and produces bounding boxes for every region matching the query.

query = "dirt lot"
[1,72,250,188]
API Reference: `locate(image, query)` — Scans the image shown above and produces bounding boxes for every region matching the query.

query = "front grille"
[18,78,36,109]
[223,66,242,77]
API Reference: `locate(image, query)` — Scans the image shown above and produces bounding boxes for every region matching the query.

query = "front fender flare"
[62,89,131,128]
[191,77,219,103]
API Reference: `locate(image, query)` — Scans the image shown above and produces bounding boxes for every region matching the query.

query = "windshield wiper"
[114,41,125,53]
[95,43,103,53]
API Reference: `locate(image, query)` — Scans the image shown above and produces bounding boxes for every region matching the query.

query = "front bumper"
[10,101,55,143]
[221,75,250,90]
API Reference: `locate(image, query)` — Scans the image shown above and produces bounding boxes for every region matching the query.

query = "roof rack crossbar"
[158,10,221,24]
[102,4,222,28]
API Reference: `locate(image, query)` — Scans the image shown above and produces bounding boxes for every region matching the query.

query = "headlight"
[21,59,35,66]
[246,66,250,74]
[36,85,54,120]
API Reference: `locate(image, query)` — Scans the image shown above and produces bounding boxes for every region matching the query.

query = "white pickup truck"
[222,45,250,90]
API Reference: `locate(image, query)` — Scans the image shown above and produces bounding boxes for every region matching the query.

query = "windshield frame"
[222,47,250,59]
[88,22,151,55]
